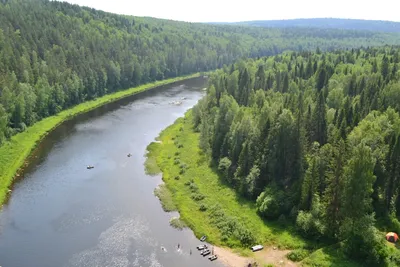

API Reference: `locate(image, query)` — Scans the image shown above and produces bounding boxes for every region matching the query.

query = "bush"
[218,157,232,179]
[179,169,185,175]
[199,204,207,211]
[170,217,187,230]
[256,186,284,219]
[296,195,325,239]
[174,151,180,156]
[178,144,184,148]
[189,183,198,192]
[174,159,180,165]
[287,249,310,262]
[191,193,205,201]
[174,176,180,180]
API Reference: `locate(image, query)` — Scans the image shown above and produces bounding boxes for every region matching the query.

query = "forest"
[231,18,400,33]
[1,0,400,145]
[193,46,400,265]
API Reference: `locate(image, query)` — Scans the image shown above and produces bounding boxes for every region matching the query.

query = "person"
[190,249,192,255]
[178,243,180,249]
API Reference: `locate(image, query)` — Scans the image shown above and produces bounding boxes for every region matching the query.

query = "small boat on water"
[87,165,94,169]
[127,153,132,157]
[209,255,218,261]
[197,244,207,250]
[202,250,211,256]
[200,235,207,242]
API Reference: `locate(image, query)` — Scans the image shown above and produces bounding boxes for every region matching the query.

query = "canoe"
[209,255,218,261]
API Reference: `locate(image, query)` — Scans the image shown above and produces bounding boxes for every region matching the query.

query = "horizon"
[61,0,400,23]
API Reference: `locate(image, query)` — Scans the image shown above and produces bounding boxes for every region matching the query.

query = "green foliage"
[169,217,187,230]
[154,184,177,212]
[286,248,310,262]
[193,47,400,265]
[256,186,285,219]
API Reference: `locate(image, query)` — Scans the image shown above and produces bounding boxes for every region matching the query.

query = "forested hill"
[194,47,400,265]
[1,0,400,144]
[229,18,400,33]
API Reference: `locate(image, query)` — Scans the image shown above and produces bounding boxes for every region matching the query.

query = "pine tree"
[311,91,328,145]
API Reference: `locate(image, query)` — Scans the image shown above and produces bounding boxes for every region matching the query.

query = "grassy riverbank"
[0,74,202,205]
[146,111,364,266]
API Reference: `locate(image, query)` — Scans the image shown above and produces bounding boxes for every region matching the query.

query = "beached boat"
[200,235,207,242]
[202,250,211,256]
[208,255,218,261]
[251,245,264,252]
[197,245,207,250]
[200,249,210,256]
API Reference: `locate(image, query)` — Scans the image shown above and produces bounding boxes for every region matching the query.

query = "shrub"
[178,144,184,148]
[174,151,180,156]
[191,193,205,201]
[174,176,180,180]
[199,204,208,211]
[170,217,187,230]
[174,159,180,165]
[256,186,284,219]
[287,249,310,262]
[179,169,185,175]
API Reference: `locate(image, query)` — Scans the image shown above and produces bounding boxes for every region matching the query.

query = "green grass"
[301,245,361,267]
[154,184,178,212]
[169,217,187,230]
[146,111,310,254]
[0,73,202,204]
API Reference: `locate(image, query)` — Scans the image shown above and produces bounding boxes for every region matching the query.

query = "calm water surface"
[0,77,222,267]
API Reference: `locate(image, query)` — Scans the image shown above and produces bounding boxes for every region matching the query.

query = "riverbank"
[0,74,202,205]
[146,110,307,266]
[146,111,367,267]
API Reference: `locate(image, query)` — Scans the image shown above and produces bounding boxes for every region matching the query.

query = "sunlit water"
[0,78,222,267]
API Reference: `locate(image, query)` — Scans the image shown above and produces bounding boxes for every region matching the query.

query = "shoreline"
[146,111,302,267]
[0,73,203,205]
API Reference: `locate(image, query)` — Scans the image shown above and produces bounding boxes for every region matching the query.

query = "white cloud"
[61,0,400,23]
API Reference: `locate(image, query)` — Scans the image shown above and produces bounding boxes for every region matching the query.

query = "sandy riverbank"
[214,246,298,267]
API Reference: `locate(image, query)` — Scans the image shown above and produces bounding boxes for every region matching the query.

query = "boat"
[202,250,211,256]
[127,153,132,157]
[87,165,94,169]
[200,249,210,256]
[200,235,207,242]
[197,245,207,250]
[251,245,264,252]
[208,255,218,261]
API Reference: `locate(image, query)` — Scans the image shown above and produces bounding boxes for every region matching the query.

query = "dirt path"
[214,246,297,267]
[255,247,298,266]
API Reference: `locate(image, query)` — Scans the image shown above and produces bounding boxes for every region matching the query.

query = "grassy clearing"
[0,74,201,205]
[169,217,187,230]
[301,245,362,267]
[146,111,310,252]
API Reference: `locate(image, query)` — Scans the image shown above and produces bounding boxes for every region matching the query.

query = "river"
[0,77,223,267]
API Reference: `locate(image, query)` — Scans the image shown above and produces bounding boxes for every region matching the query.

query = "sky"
[61,0,400,23]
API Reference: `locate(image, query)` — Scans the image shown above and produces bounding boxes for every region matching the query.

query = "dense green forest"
[1,0,400,145]
[228,18,400,33]
[193,46,400,265]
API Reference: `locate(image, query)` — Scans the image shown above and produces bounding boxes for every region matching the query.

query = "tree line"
[1,0,400,144]
[193,46,400,265]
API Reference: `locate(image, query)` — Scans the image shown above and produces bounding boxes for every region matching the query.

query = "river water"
[0,77,222,267]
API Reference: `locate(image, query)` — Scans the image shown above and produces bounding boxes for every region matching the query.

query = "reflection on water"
[0,77,222,267]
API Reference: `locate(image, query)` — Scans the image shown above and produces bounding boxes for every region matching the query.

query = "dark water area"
[0,77,222,267]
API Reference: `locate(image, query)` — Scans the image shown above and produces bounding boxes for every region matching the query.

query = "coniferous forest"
[1,0,400,144]
[193,47,400,265]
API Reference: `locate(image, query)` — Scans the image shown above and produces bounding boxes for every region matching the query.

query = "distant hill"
[221,18,400,33]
